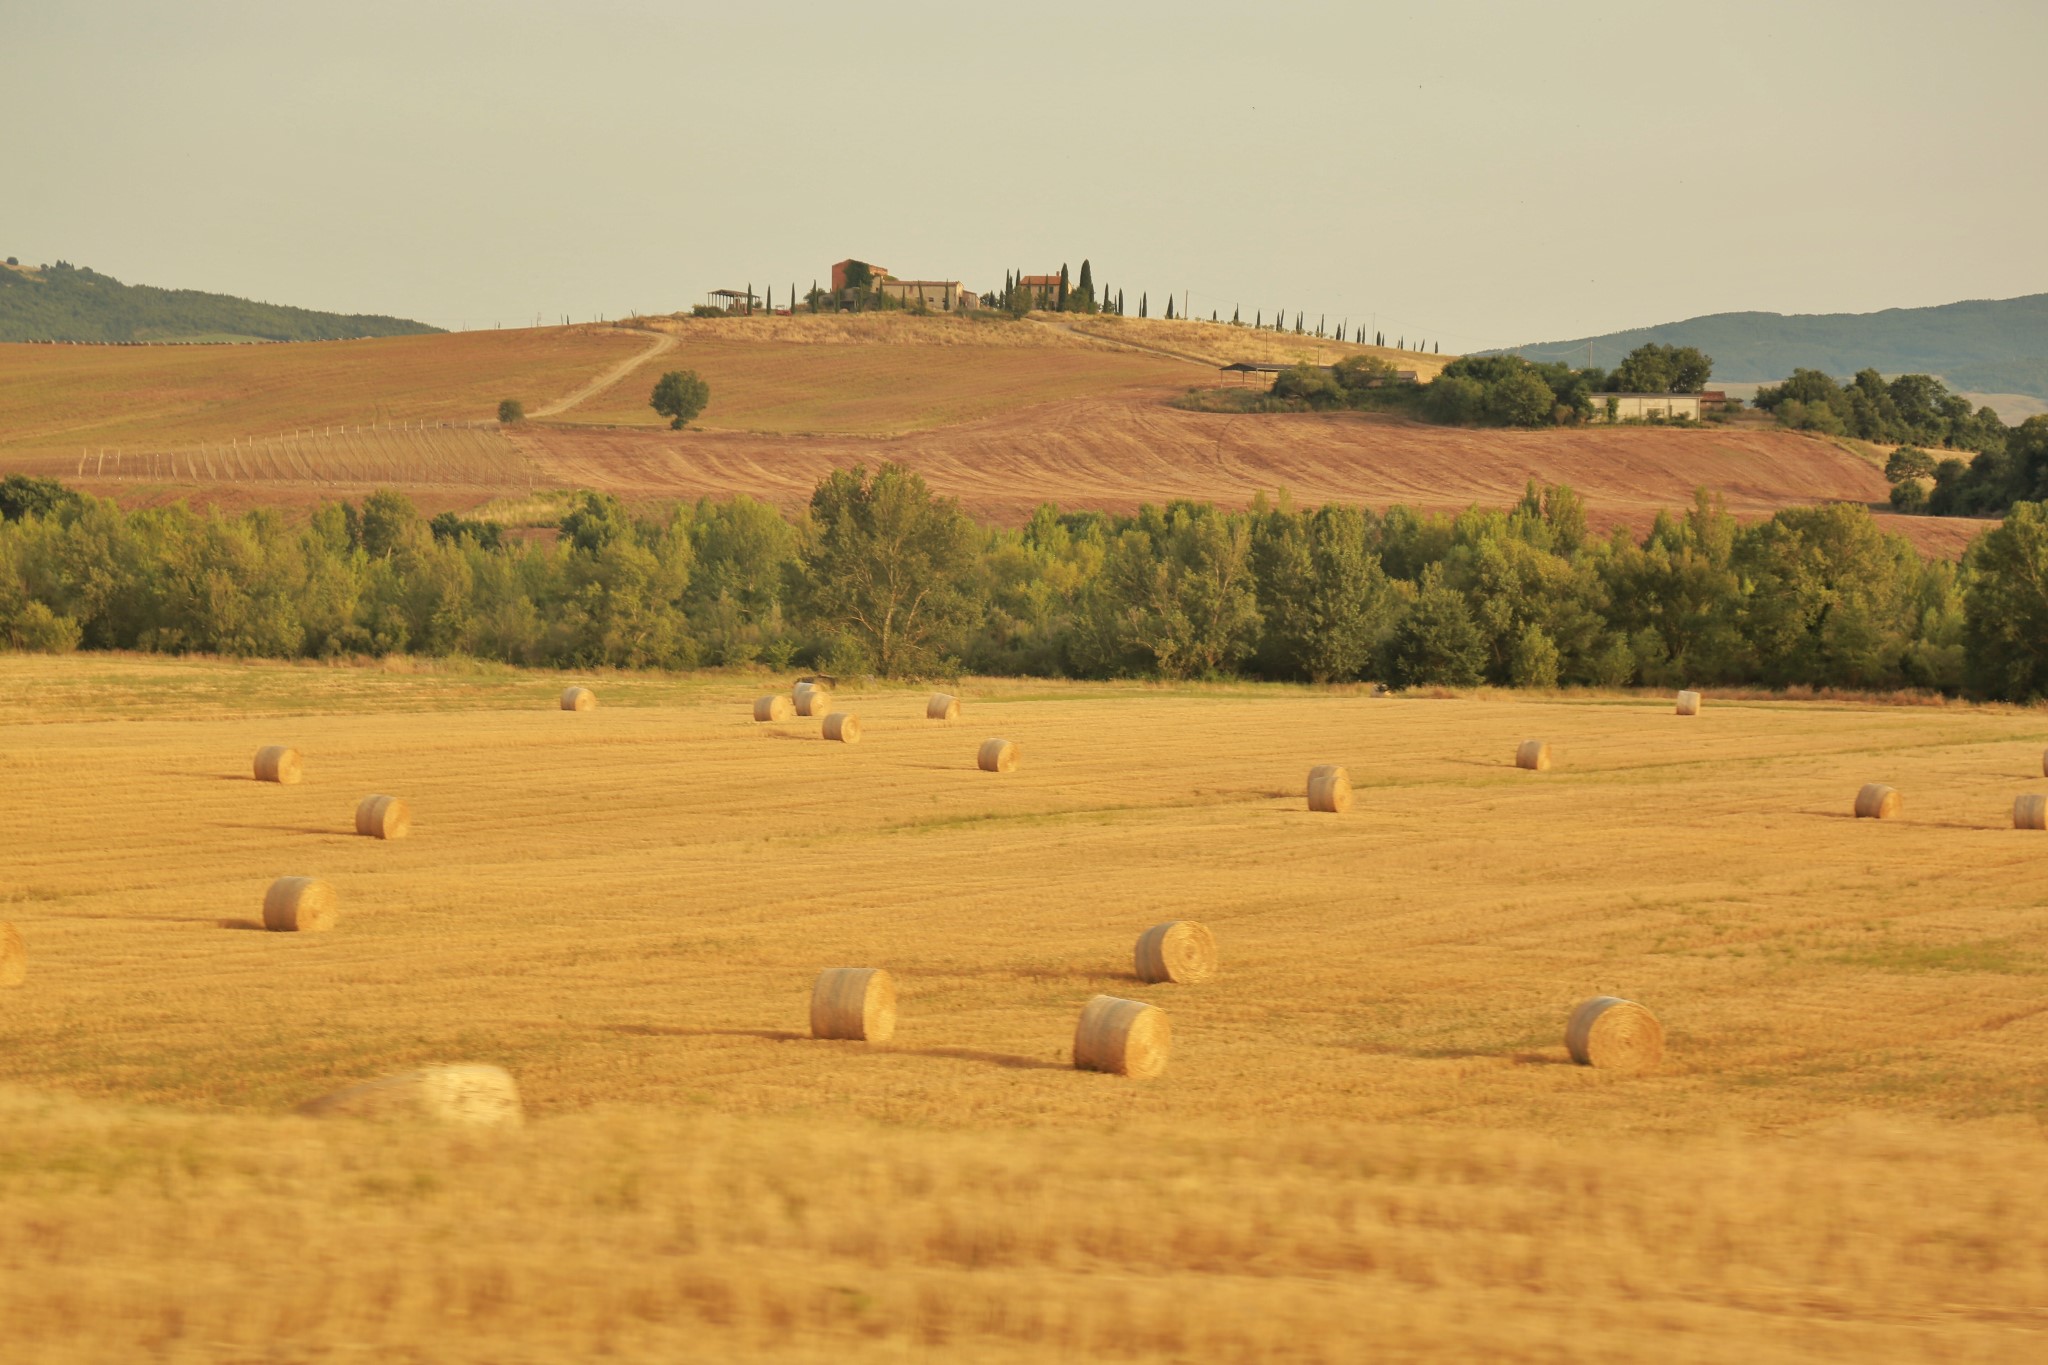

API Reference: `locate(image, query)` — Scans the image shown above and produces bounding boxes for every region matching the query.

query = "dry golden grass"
[4,654,2048,1360]
[1059,313,1456,379]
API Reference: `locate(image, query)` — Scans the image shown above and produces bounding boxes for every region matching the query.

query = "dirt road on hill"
[528,329,675,417]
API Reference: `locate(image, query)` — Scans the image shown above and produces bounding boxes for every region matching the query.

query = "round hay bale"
[977,738,1017,772]
[926,693,960,721]
[0,922,24,989]
[1073,995,1170,1079]
[1516,740,1551,771]
[1675,690,1702,716]
[1855,783,1901,819]
[1565,996,1664,1071]
[1306,764,1352,813]
[253,745,303,784]
[1134,921,1217,984]
[810,967,896,1042]
[353,794,411,840]
[2015,794,2048,831]
[263,876,337,933]
[753,694,795,722]
[299,1064,522,1127]
[822,712,861,743]
[794,686,833,717]
[560,686,596,712]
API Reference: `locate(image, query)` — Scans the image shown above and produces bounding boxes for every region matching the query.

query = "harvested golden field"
[4,653,2048,1361]
[566,317,1194,435]
[0,327,653,453]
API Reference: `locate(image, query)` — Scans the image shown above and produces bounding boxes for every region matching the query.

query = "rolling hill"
[0,259,439,343]
[1495,293,2048,401]
[0,314,1992,558]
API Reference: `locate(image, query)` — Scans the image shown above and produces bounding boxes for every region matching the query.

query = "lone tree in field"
[497,398,524,424]
[650,370,710,429]
[797,462,979,677]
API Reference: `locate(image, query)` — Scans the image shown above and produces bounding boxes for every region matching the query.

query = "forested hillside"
[0,260,439,343]
[1497,294,2048,400]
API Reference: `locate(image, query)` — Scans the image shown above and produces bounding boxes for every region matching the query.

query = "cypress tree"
[1232,306,1240,325]
[1165,295,1174,320]
[1139,292,1147,318]
[1255,311,1262,328]
[1116,289,1124,315]
[1318,314,1325,337]
[1077,259,1094,311]
[1057,264,1069,311]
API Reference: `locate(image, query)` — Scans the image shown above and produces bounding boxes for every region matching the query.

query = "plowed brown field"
[513,397,1990,556]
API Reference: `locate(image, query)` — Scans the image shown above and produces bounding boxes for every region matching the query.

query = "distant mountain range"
[0,260,439,343]
[1494,293,2048,404]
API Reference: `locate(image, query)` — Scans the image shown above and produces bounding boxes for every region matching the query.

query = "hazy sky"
[7,1,2045,348]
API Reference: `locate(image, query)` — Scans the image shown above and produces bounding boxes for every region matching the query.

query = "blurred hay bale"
[754,695,795,722]
[810,967,896,1042]
[926,693,960,721]
[822,712,861,743]
[299,1064,522,1127]
[1565,996,1664,1071]
[794,682,832,717]
[1073,995,1170,1078]
[253,745,303,784]
[1134,921,1216,984]
[1676,690,1702,716]
[1307,764,1352,813]
[2015,794,2047,831]
[977,738,1017,772]
[1855,783,1901,819]
[0,922,24,989]
[263,877,337,933]
[560,686,597,712]
[1516,741,1551,771]
[353,794,411,840]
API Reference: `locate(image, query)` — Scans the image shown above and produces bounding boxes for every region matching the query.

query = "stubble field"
[3,654,2047,1362]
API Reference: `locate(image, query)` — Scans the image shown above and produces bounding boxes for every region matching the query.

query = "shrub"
[650,370,711,429]
[497,398,524,424]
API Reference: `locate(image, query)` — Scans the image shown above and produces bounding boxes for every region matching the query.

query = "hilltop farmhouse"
[830,258,975,312]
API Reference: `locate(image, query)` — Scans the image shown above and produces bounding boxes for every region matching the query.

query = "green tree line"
[0,261,439,343]
[4,467,2047,700]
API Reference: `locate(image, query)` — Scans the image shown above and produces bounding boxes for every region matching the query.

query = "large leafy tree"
[796,463,980,676]
[649,370,710,429]
[1610,343,1713,393]
[1963,501,2048,701]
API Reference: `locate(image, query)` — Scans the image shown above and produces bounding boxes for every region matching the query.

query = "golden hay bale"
[753,694,795,722]
[1306,764,1352,813]
[810,967,897,1042]
[353,794,411,840]
[299,1065,523,1127]
[1565,996,1665,1071]
[0,922,24,989]
[2015,794,2048,831]
[977,738,1018,772]
[926,693,960,721]
[253,745,303,784]
[1855,783,1901,819]
[263,876,337,933]
[1073,995,1171,1079]
[560,686,597,712]
[1134,921,1217,984]
[822,712,861,743]
[1675,690,1702,716]
[2041,747,2047,779]
[1516,740,1551,771]
[795,686,833,717]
